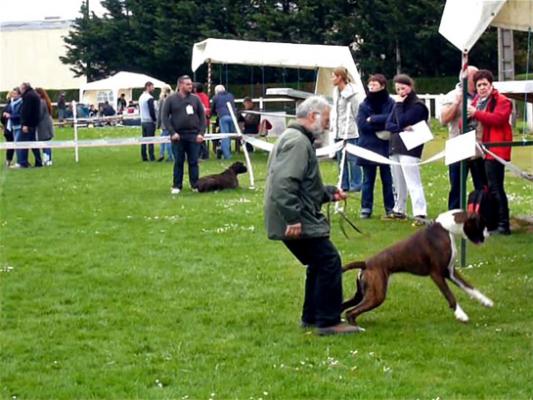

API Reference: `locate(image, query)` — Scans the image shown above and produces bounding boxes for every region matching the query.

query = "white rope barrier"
[479,144,533,182]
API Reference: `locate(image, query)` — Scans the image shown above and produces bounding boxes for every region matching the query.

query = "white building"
[0,19,86,92]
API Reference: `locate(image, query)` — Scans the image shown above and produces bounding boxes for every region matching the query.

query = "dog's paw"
[454,304,469,322]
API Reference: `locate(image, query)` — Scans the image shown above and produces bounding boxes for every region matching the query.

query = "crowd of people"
[329,67,512,233]
[1,70,513,235]
[1,82,55,168]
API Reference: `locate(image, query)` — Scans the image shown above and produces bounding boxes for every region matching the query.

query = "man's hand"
[466,105,476,118]
[285,223,302,239]
[196,134,204,143]
[22,126,28,133]
[333,189,348,202]
[171,133,180,142]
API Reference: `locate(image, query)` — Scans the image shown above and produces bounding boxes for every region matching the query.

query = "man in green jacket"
[264,96,360,336]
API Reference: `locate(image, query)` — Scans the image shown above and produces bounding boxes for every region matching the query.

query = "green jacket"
[264,123,337,240]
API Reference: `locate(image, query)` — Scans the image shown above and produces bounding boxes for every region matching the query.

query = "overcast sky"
[0,0,106,22]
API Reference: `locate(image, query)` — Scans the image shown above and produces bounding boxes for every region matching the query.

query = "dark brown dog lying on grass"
[341,210,494,331]
[196,161,247,192]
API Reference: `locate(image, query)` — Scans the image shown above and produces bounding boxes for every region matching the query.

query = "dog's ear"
[452,210,468,224]
[463,212,486,244]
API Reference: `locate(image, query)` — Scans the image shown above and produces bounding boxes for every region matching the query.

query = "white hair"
[295,96,330,118]
[214,84,225,94]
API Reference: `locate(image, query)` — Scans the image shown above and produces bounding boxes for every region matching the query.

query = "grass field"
[1,125,532,399]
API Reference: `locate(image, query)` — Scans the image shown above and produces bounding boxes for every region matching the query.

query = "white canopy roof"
[439,0,533,53]
[191,38,365,102]
[79,71,170,103]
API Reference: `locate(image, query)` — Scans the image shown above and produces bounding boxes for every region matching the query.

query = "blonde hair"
[333,66,351,83]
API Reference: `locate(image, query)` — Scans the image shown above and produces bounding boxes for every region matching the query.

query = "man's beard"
[310,117,324,139]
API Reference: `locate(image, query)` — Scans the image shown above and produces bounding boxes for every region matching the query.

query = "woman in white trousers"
[385,74,429,223]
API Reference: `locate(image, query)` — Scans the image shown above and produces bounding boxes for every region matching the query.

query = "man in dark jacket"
[16,82,42,168]
[162,75,206,194]
[264,95,360,336]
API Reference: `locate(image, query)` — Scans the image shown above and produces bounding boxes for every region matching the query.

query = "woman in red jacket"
[467,69,512,235]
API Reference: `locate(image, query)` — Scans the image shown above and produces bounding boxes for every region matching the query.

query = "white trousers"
[390,154,427,217]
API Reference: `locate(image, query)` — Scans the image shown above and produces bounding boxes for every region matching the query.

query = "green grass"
[1,125,532,399]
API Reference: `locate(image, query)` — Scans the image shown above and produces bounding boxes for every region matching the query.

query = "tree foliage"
[61,0,499,85]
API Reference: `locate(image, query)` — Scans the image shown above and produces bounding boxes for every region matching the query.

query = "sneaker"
[360,212,371,219]
[9,163,25,169]
[413,215,428,226]
[382,211,407,220]
[44,160,53,167]
[170,187,181,195]
[317,322,364,336]
[157,156,164,162]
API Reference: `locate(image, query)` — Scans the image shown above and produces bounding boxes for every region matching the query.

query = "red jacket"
[472,89,512,161]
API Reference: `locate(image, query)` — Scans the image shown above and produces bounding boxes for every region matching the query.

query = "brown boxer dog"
[342,210,493,330]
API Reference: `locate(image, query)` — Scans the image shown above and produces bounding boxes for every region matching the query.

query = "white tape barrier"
[0,133,446,167]
[345,143,445,166]
[479,144,533,181]
[0,133,242,150]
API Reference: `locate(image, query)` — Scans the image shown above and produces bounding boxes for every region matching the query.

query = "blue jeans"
[361,164,394,216]
[336,138,361,192]
[17,128,42,167]
[159,129,173,160]
[219,115,234,160]
[172,140,200,189]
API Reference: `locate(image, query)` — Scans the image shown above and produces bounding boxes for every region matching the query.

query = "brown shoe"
[317,322,364,336]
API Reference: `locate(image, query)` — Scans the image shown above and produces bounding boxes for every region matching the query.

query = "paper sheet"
[399,120,434,150]
[445,130,477,165]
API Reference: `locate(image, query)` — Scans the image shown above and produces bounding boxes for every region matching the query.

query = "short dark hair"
[393,74,414,87]
[473,69,494,85]
[144,81,154,89]
[177,75,192,85]
[243,96,253,103]
[194,82,204,93]
[368,74,387,87]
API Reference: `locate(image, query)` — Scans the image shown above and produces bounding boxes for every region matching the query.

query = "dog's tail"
[342,261,366,272]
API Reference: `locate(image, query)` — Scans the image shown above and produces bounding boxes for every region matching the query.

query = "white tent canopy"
[79,71,171,106]
[439,0,533,53]
[191,38,366,103]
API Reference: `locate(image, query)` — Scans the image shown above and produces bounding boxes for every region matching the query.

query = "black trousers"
[283,237,342,328]
[141,122,156,161]
[3,129,14,163]
[485,159,510,229]
[448,158,487,210]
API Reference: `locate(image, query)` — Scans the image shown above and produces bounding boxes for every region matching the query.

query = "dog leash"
[327,199,364,238]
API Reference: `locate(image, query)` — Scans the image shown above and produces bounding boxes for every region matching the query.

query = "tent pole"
[207,60,212,98]
[460,51,469,267]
